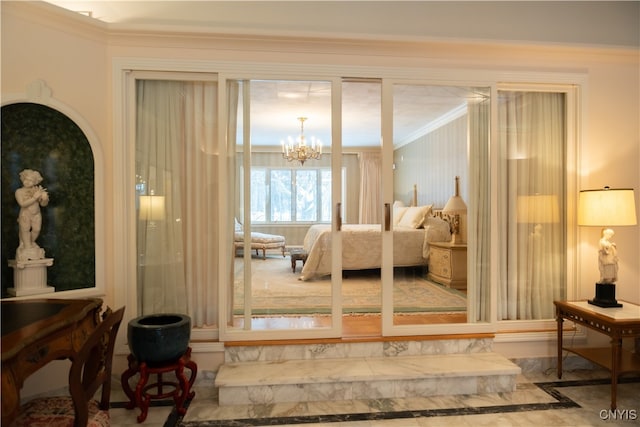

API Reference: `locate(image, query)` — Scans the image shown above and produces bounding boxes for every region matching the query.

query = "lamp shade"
[578,188,637,226]
[139,195,166,221]
[443,196,467,214]
[517,194,560,224]
[443,176,467,214]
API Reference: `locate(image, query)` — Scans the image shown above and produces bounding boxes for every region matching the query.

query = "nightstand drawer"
[429,247,452,278]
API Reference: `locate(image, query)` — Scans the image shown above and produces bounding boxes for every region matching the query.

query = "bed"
[299,205,452,281]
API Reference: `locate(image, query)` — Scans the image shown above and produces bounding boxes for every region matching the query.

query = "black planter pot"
[128,313,191,366]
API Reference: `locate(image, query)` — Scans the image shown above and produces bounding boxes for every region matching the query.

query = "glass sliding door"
[217,76,566,341]
[383,82,491,335]
[126,67,575,342]
[223,78,342,340]
[341,79,383,325]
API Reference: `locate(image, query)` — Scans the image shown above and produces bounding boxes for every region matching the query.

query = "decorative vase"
[127,313,191,365]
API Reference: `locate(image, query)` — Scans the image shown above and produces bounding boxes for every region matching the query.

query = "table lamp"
[517,194,560,236]
[578,187,637,308]
[443,176,467,244]
[139,194,166,228]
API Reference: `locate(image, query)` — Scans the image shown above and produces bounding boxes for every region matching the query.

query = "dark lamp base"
[588,283,622,308]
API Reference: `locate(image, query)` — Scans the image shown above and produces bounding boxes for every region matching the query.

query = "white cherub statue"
[15,169,49,262]
[597,228,618,284]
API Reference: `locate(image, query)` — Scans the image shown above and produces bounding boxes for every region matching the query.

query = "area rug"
[233,256,467,315]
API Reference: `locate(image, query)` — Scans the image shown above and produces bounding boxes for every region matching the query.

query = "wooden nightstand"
[427,241,467,290]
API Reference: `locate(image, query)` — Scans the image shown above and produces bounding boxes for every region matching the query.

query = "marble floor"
[109,368,640,426]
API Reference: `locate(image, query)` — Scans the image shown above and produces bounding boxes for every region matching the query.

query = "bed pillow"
[423,216,452,242]
[397,205,432,229]
[393,206,409,226]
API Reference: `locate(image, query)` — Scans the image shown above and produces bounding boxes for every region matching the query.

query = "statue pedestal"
[7,258,55,297]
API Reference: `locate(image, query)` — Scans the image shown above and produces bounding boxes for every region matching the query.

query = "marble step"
[216,352,521,405]
[224,338,494,362]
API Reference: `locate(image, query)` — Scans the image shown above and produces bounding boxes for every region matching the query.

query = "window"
[119,65,578,338]
[251,167,334,223]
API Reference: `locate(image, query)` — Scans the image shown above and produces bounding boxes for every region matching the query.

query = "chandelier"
[281,117,322,165]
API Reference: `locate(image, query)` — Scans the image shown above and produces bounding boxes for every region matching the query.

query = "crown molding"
[8,2,638,65]
[3,1,108,43]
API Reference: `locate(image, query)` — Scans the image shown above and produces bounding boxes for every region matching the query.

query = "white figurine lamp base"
[8,258,55,297]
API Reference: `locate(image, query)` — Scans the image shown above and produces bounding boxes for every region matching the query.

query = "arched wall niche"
[1,80,105,298]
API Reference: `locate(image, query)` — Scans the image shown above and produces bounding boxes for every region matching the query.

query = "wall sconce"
[578,187,637,308]
[443,176,467,244]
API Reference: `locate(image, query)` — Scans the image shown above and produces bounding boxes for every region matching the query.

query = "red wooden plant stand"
[121,347,197,423]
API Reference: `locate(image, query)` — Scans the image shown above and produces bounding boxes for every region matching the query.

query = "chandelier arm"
[281,116,322,165]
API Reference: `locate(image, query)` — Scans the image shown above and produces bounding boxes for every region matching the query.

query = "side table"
[554,300,640,410]
[427,242,467,290]
[121,347,197,423]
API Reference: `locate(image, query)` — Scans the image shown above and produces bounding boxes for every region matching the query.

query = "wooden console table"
[1,298,103,426]
[554,300,640,410]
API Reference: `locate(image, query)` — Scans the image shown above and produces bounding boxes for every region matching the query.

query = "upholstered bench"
[234,232,286,260]
[289,248,308,273]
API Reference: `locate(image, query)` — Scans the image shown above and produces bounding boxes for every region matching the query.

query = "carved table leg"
[610,337,621,410]
[557,312,564,379]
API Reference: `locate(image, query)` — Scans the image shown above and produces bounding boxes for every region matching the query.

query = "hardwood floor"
[346,313,467,337]
[233,312,467,338]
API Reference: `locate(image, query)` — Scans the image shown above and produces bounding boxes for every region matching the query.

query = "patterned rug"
[233,256,467,315]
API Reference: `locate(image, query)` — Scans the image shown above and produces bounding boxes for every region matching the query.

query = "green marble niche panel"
[1,102,95,297]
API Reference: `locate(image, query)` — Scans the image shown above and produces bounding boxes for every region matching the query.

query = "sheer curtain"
[497,91,566,320]
[225,80,240,326]
[136,79,219,328]
[467,96,491,322]
[182,82,219,327]
[358,152,382,224]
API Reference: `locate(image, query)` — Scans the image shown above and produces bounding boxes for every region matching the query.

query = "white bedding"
[299,224,432,281]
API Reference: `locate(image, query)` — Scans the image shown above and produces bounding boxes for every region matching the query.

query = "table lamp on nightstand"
[578,187,637,308]
[443,176,467,244]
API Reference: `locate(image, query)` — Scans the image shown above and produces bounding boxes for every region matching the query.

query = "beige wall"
[3,1,639,396]
[394,115,469,209]
[2,2,114,303]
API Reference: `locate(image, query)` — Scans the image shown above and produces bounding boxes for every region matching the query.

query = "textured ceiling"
[237,80,478,148]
